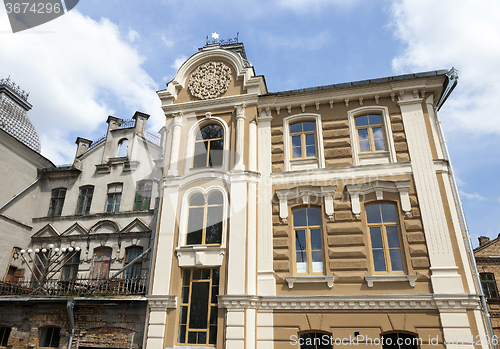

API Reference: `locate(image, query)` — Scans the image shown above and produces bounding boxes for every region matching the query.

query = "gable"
[61,222,88,237]
[474,237,500,257]
[31,224,60,239]
[89,220,120,235]
[120,218,151,234]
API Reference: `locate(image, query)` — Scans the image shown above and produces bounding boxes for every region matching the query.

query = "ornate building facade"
[144,41,491,349]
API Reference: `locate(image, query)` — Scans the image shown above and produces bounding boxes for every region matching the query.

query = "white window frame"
[347,106,396,166]
[183,117,230,174]
[283,113,325,171]
[175,185,228,267]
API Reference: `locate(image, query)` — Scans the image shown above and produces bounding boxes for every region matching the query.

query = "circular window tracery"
[188,61,232,100]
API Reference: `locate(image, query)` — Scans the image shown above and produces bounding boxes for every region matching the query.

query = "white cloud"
[0,10,162,164]
[128,29,140,42]
[460,191,486,201]
[170,56,187,70]
[161,34,174,48]
[277,0,358,12]
[389,0,500,134]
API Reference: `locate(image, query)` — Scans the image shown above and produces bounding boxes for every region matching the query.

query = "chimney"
[479,236,490,246]
[106,115,122,136]
[133,111,150,136]
[75,137,92,158]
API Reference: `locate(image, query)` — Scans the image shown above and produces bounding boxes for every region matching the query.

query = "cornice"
[161,93,259,115]
[146,295,177,310]
[218,294,481,311]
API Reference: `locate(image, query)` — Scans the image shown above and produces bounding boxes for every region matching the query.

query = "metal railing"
[144,129,161,146]
[0,276,148,297]
[119,119,135,129]
[88,135,106,151]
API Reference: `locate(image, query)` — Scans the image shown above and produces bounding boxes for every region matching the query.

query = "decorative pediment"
[120,218,151,234]
[89,220,120,235]
[32,224,60,239]
[345,180,411,219]
[275,185,337,223]
[61,222,88,237]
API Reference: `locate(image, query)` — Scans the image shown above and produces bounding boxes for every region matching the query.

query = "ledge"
[364,274,417,288]
[146,295,177,310]
[176,245,225,267]
[285,275,334,289]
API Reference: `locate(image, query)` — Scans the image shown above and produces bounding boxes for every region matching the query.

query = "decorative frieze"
[188,61,232,100]
[275,185,337,222]
[147,295,177,310]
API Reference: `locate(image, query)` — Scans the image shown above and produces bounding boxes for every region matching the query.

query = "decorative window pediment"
[275,185,337,223]
[345,180,411,219]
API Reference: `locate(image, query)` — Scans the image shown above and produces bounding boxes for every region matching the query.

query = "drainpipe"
[435,68,496,348]
[0,170,43,212]
[67,298,75,349]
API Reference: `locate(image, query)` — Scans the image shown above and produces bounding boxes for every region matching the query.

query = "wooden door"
[90,247,112,280]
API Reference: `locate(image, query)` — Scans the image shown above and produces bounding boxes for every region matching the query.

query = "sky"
[1,0,499,247]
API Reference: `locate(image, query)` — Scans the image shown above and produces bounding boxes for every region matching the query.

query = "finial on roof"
[205,33,239,46]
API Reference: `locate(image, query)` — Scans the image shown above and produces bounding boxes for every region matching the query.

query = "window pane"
[208,192,223,205]
[381,204,398,223]
[370,227,383,248]
[357,128,369,141]
[372,249,386,272]
[189,282,210,329]
[117,139,128,157]
[303,122,315,132]
[366,205,382,224]
[368,114,383,125]
[306,145,316,157]
[389,248,404,271]
[292,146,302,158]
[190,193,205,206]
[386,226,400,248]
[359,140,370,152]
[307,208,322,226]
[305,133,315,146]
[206,206,223,244]
[193,141,208,168]
[374,138,386,151]
[178,324,186,344]
[181,286,190,303]
[209,139,224,167]
[182,269,190,285]
[311,251,323,273]
[310,229,322,250]
[198,125,223,140]
[212,269,220,286]
[187,207,204,245]
[290,123,302,133]
[355,115,369,126]
[295,230,307,251]
[292,135,301,147]
[372,127,384,139]
[293,209,307,227]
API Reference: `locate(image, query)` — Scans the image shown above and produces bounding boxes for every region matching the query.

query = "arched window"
[124,246,143,279]
[48,188,66,216]
[0,326,11,347]
[117,138,129,157]
[186,192,223,245]
[39,327,60,348]
[290,121,316,159]
[299,332,332,349]
[366,203,404,273]
[293,207,323,274]
[381,332,420,349]
[355,114,386,153]
[192,125,224,168]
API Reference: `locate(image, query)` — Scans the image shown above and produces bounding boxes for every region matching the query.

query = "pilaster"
[234,103,246,171]
[167,112,183,176]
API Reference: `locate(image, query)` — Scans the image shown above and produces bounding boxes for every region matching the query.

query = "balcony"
[0,275,148,297]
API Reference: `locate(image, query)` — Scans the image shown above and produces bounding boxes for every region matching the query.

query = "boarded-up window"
[90,247,112,280]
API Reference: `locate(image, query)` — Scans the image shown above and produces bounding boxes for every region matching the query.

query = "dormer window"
[117,138,129,157]
[193,125,224,168]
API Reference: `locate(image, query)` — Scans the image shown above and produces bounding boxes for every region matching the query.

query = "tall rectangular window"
[48,188,66,216]
[355,114,386,153]
[75,186,94,215]
[124,246,143,279]
[186,192,223,246]
[481,273,499,298]
[89,247,112,280]
[178,268,219,346]
[61,251,80,281]
[293,207,323,274]
[134,181,152,211]
[106,183,122,213]
[366,203,404,273]
[0,327,11,347]
[193,125,224,168]
[39,327,60,348]
[290,121,316,159]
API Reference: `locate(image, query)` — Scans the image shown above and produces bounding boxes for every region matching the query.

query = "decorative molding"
[315,101,320,110]
[275,185,337,222]
[235,103,246,118]
[147,295,177,310]
[413,90,419,99]
[398,91,405,101]
[301,104,306,113]
[374,95,379,104]
[205,112,212,119]
[358,97,363,106]
[95,164,111,174]
[345,180,411,219]
[344,98,349,107]
[287,105,292,114]
[123,160,139,172]
[188,61,232,100]
[365,274,417,288]
[276,107,280,116]
[176,246,225,267]
[420,90,426,98]
[218,294,482,311]
[391,93,396,102]
[329,100,334,109]
[286,275,334,289]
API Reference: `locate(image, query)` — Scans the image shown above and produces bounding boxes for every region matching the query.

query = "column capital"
[235,103,246,118]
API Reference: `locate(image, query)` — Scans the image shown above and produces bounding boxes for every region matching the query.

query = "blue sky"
[1,0,499,247]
